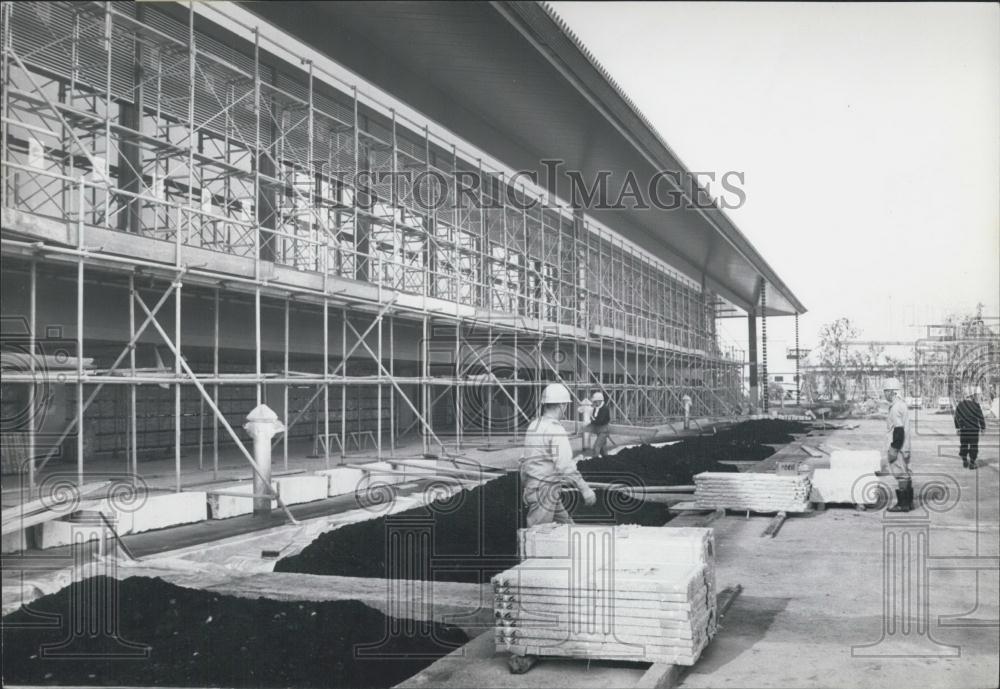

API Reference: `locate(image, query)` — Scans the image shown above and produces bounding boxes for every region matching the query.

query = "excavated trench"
[2,420,807,687]
[274,473,672,583]
[276,420,808,583]
[1,576,468,688]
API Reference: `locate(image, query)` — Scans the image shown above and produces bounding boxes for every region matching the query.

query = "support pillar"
[245,404,284,515]
[747,307,758,412]
[761,282,768,414]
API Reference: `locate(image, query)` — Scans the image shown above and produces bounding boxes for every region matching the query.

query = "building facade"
[1,1,802,491]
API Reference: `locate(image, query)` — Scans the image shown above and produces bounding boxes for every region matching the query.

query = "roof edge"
[495,1,806,316]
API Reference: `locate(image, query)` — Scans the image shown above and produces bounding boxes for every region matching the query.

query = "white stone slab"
[2,529,29,554]
[314,467,366,497]
[518,524,714,567]
[361,461,407,486]
[37,518,105,550]
[389,459,438,482]
[130,491,207,534]
[206,483,271,519]
[829,450,883,474]
[273,475,328,505]
[32,496,136,549]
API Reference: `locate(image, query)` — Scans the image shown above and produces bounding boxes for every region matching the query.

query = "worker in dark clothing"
[588,391,612,458]
[954,387,986,469]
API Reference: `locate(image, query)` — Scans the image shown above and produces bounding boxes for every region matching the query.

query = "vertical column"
[747,306,758,413]
[76,183,85,488]
[174,280,182,492]
[118,2,143,234]
[28,261,37,497]
[283,297,290,471]
[129,274,137,482]
[212,287,220,478]
[761,282,768,414]
[341,306,347,464]
[795,312,800,406]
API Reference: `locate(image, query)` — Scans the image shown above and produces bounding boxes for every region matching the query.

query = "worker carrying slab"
[520,383,597,526]
[883,378,913,512]
[954,386,986,470]
[587,391,612,458]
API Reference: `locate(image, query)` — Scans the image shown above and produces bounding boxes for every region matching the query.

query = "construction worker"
[954,386,986,469]
[682,393,693,429]
[883,378,913,512]
[588,391,612,458]
[520,383,597,526]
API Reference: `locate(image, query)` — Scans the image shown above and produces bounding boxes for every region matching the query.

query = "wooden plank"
[633,584,743,689]
[699,508,726,526]
[635,663,682,689]
[761,511,788,538]
[800,444,825,458]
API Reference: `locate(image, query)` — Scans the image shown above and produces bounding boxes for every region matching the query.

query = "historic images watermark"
[346,161,747,213]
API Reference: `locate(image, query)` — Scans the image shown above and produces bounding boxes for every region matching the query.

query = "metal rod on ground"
[762,511,787,538]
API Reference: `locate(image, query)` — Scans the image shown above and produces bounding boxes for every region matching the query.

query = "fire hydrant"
[244,404,284,515]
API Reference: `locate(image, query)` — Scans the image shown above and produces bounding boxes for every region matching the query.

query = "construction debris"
[693,472,812,513]
[494,525,717,665]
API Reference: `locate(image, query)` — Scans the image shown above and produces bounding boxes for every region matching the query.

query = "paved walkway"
[400,416,999,688]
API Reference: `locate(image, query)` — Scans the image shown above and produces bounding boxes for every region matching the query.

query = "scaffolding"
[1,1,747,496]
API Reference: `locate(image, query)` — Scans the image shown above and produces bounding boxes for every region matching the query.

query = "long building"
[0,1,804,492]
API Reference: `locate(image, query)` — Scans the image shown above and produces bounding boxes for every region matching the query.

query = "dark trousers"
[958,431,980,461]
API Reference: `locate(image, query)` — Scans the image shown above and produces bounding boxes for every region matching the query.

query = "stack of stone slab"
[693,472,812,513]
[494,524,717,665]
[809,450,889,505]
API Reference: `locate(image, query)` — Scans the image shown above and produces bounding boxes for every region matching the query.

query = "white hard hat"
[590,392,604,402]
[965,385,982,397]
[883,378,901,392]
[540,383,571,405]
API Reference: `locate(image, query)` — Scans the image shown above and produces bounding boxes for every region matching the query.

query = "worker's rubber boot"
[962,457,969,469]
[887,480,913,513]
[969,460,977,470]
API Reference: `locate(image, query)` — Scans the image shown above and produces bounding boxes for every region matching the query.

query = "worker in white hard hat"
[883,378,913,512]
[682,393,693,430]
[520,383,597,526]
[954,386,986,469]
[587,391,612,458]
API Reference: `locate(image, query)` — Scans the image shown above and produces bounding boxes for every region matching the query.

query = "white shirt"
[886,397,911,453]
[519,417,589,493]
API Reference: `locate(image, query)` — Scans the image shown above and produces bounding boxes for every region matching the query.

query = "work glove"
[582,486,597,506]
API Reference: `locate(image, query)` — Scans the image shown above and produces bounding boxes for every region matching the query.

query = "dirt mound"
[580,419,805,486]
[580,440,740,486]
[275,473,671,583]
[729,419,809,446]
[2,576,468,688]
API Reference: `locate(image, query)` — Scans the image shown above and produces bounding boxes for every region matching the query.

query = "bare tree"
[816,317,859,402]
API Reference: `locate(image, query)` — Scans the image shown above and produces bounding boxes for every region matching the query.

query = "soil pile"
[2,576,468,688]
[580,420,808,486]
[275,473,671,583]
[729,419,809,446]
[580,440,740,486]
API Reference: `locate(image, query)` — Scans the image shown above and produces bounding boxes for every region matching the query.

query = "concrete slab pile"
[808,450,890,505]
[693,472,812,512]
[494,525,717,665]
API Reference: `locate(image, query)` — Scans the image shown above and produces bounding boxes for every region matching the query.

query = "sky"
[552,2,999,366]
